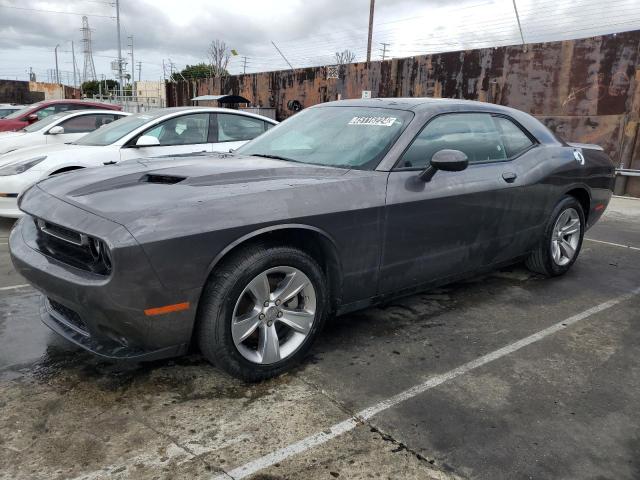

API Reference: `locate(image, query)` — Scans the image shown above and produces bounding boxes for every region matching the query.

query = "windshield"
[0,108,19,118]
[237,106,413,170]
[74,113,152,146]
[4,103,42,120]
[23,113,67,132]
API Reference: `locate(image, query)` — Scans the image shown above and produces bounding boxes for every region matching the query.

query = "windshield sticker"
[348,116,397,127]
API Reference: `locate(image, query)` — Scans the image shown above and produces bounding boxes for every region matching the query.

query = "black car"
[10,98,615,381]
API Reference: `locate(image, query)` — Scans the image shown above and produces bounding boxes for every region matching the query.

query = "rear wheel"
[525,196,585,276]
[197,244,328,381]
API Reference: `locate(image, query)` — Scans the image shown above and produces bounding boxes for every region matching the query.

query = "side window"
[399,113,507,169]
[36,106,56,120]
[59,114,116,134]
[54,104,76,113]
[142,113,210,146]
[494,117,534,157]
[264,121,275,131]
[217,114,266,142]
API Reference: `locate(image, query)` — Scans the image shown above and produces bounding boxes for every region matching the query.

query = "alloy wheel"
[231,266,317,364]
[550,208,581,266]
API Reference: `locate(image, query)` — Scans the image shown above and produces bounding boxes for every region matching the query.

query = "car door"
[379,112,536,295]
[213,113,272,152]
[47,113,121,145]
[119,112,213,161]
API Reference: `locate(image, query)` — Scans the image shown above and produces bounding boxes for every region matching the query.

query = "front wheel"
[525,196,585,277]
[196,244,328,381]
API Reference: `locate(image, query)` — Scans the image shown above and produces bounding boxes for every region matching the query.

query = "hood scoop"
[139,173,187,185]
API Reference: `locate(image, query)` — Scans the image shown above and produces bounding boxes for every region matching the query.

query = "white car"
[0,104,24,118]
[0,107,277,217]
[0,110,130,155]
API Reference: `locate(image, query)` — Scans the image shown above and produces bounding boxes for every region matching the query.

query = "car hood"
[34,153,359,233]
[0,119,26,132]
[0,142,93,166]
[0,131,27,140]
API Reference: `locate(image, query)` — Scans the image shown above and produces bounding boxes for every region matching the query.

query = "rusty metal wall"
[0,80,41,104]
[167,31,640,195]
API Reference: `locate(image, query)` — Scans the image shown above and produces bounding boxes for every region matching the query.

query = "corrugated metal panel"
[166,30,640,195]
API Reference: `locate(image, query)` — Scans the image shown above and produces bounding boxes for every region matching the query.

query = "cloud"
[0,0,639,81]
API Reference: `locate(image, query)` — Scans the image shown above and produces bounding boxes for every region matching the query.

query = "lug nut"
[264,301,270,307]
[275,299,281,306]
[277,311,283,317]
[259,314,265,320]
[267,320,273,327]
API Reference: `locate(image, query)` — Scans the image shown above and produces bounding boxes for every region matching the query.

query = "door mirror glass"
[431,149,468,171]
[48,125,64,135]
[136,135,161,147]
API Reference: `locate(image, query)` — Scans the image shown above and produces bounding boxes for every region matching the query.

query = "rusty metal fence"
[167,30,640,196]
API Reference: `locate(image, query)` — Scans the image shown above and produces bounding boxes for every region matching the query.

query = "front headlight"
[0,156,47,176]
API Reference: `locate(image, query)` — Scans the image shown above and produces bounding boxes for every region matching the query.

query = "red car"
[0,99,122,132]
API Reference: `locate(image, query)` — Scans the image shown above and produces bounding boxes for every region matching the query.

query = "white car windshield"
[22,113,67,132]
[74,113,154,146]
[4,103,42,120]
[237,106,413,170]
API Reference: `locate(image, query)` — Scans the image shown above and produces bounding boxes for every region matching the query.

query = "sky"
[0,0,639,84]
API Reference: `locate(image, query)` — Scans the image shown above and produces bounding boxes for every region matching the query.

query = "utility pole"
[137,61,142,82]
[380,42,390,61]
[366,0,375,64]
[115,0,123,96]
[271,41,294,70]
[512,0,527,52]
[71,41,78,89]
[242,56,248,74]
[127,35,134,94]
[54,44,60,84]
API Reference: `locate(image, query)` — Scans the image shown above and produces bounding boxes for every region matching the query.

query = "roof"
[191,94,251,104]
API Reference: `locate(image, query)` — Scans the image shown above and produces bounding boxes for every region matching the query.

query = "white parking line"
[0,284,30,292]
[585,238,640,252]
[214,287,640,480]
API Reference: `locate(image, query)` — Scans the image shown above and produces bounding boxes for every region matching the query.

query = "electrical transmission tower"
[81,16,97,83]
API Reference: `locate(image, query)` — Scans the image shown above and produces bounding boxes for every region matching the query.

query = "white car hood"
[0,143,96,167]
[0,131,27,140]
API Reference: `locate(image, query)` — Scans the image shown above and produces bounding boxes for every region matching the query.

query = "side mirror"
[135,135,160,147]
[27,113,39,123]
[48,125,64,135]
[419,149,469,182]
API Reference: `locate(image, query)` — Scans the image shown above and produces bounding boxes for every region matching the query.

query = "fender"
[205,223,343,280]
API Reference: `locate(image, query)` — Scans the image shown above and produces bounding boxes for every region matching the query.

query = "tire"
[525,195,585,277]
[196,244,328,381]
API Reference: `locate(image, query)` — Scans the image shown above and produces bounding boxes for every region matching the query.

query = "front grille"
[31,217,111,275]
[48,298,88,335]
[36,218,87,246]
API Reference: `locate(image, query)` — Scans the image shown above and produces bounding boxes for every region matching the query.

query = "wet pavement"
[0,197,639,480]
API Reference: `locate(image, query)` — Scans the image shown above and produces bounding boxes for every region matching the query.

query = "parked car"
[0,110,130,155]
[10,98,615,380]
[0,104,24,118]
[0,107,276,217]
[0,99,122,132]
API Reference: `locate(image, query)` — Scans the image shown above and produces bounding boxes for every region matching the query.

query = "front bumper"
[0,170,42,218]
[9,187,200,361]
[0,195,20,218]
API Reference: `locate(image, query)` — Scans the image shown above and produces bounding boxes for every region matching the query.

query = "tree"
[81,79,119,97]
[208,39,231,77]
[335,49,356,65]
[177,63,213,80]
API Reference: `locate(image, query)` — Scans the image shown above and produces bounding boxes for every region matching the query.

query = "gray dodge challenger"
[10,98,615,381]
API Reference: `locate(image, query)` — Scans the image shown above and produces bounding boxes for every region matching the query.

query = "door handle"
[502,172,517,183]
